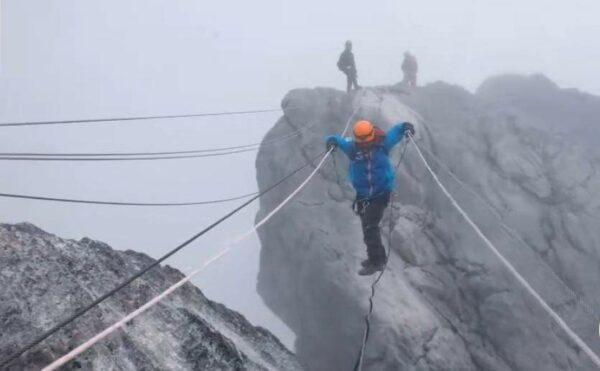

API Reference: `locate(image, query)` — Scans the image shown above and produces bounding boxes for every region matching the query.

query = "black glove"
[326,138,337,152]
[404,122,415,137]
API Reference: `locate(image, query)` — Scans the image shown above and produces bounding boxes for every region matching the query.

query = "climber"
[337,40,361,93]
[401,51,418,87]
[326,120,415,275]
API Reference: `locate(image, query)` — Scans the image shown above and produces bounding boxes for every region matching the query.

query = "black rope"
[0,145,259,157]
[0,108,282,128]
[0,150,326,369]
[0,118,316,159]
[353,140,409,371]
[0,190,259,207]
[0,147,259,162]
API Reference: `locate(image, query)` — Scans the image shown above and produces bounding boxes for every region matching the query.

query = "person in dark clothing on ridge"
[326,119,415,275]
[337,40,361,92]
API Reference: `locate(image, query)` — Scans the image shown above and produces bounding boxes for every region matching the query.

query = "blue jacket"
[326,123,408,199]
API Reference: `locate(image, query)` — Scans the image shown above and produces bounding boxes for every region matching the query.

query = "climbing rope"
[42,148,335,371]
[415,141,600,318]
[0,108,283,128]
[408,135,600,369]
[40,109,358,370]
[0,121,320,206]
[403,106,600,317]
[0,150,325,369]
[353,139,409,371]
[0,147,258,162]
[0,190,259,207]
[0,118,318,160]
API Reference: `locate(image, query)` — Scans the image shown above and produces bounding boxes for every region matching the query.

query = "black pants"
[345,71,359,92]
[356,192,390,265]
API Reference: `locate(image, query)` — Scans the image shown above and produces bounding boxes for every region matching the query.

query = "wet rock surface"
[255,78,600,370]
[0,223,301,371]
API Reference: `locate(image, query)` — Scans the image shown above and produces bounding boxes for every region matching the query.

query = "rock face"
[477,74,600,154]
[0,223,301,371]
[255,78,600,371]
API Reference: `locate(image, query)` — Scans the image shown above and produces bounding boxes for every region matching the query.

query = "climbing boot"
[358,261,384,276]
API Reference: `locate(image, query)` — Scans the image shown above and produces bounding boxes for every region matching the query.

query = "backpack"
[337,55,344,71]
[353,127,386,150]
[337,50,351,71]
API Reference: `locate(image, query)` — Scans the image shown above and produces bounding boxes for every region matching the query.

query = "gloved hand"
[326,138,337,152]
[404,122,416,137]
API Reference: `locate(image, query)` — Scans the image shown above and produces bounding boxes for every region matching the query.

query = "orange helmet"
[353,120,375,143]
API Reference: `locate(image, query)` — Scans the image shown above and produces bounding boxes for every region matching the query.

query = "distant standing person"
[401,51,418,87]
[337,40,361,93]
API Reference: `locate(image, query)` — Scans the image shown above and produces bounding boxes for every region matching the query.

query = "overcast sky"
[1,0,599,350]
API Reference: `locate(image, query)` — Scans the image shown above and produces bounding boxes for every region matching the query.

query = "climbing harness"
[354,200,370,216]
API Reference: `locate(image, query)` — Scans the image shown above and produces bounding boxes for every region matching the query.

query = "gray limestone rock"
[0,223,302,371]
[255,78,600,371]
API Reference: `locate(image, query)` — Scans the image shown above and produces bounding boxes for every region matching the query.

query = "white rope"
[409,135,600,369]
[404,108,600,316]
[416,142,600,317]
[42,152,332,371]
[42,109,358,370]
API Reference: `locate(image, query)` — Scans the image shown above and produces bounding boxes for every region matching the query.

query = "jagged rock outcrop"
[0,223,302,371]
[255,78,600,370]
[477,74,600,154]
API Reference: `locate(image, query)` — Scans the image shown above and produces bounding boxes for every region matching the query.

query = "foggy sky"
[1,0,599,350]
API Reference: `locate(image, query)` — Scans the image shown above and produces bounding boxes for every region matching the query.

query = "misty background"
[1,0,599,350]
